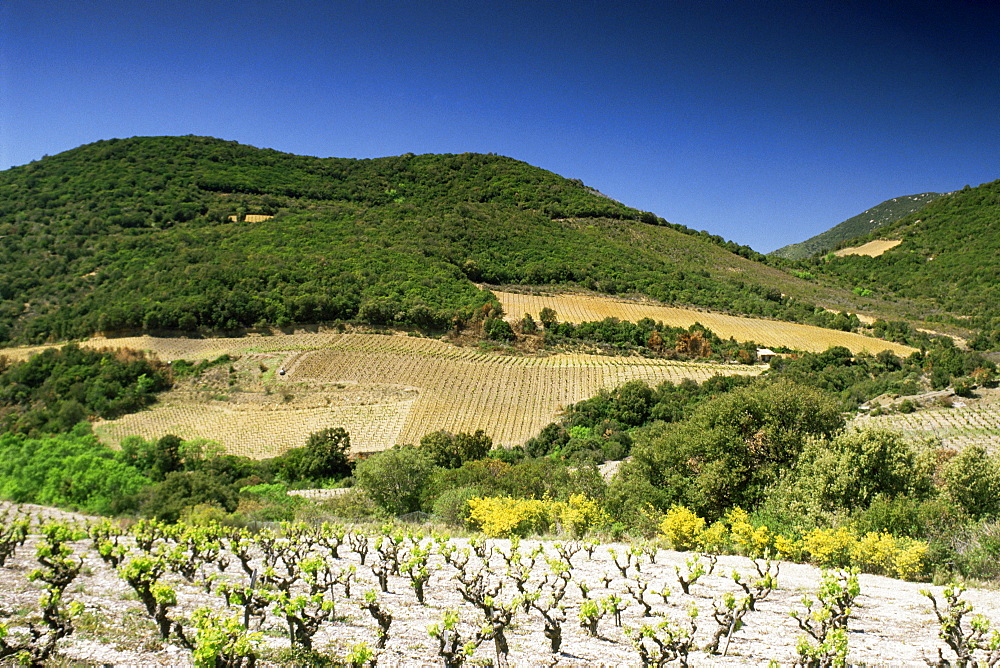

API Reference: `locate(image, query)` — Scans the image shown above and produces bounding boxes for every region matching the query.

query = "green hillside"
[0,136,868,344]
[769,192,942,260]
[807,180,1000,348]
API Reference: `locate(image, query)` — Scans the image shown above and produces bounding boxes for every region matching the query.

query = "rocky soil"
[0,502,997,666]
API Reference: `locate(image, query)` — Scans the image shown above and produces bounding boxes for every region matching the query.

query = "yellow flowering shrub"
[551,494,609,537]
[698,520,730,552]
[851,531,897,575]
[851,531,928,580]
[887,538,929,581]
[798,527,928,579]
[726,507,775,558]
[466,497,550,538]
[801,527,855,568]
[773,534,804,561]
[658,505,705,551]
[467,495,607,538]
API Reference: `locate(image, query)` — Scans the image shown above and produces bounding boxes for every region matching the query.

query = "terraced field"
[851,388,1000,453]
[68,332,761,457]
[494,289,915,356]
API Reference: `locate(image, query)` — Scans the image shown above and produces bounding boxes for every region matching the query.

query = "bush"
[552,494,609,537]
[419,430,492,469]
[354,446,434,516]
[800,526,929,580]
[852,496,963,540]
[851,532,928,580]
[942,446,1000,519]
[951,522,1000,580]
[235,482,304,522]
[801,527,855,569]
[952,377,975,398]
[628,380,844,519]
[759,428,934,525]
[483,318,515,341]
[0,429,150,516]
[467,496,551,538]
[466,494,607,538]
[659,506,705,551]
[726,507,780,559]
[141,470,239,523]
[313,488,378,520]
[431,486,482,527]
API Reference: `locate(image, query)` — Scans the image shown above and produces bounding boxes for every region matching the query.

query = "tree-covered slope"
[0,136,854,344]
[808,180,1000,348]
[769,192,942,260]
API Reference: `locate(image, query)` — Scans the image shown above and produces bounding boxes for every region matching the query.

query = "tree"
[484,318,515,341]
[760,428,934,524]
[611,380,653,427]
[140,470,238,522]
[942,445,1000,519]
[354,446,435,516]
[627,381,844,519]
[419,430,493,469]
[539,307,557,329]
[118,434,184,481]
[300,427,352,481]
[647,329,664,352]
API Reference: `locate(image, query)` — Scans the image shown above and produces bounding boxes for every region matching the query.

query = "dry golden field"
[226,214,274,222]
[44,332,764,458]
[493,289,916,356]
[833,239,902,258]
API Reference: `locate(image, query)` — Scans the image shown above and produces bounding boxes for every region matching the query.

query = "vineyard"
[75,332,761,457]
[852,388,1000,453]
[1,502,998,666]
[492,290,915,356]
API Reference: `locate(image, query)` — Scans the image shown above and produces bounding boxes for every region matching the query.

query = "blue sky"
[2,1,998,252]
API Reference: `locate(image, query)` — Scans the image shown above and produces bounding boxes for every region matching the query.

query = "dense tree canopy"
[0,344,171,434]
[0,136,858,345]
[625,380,844,519]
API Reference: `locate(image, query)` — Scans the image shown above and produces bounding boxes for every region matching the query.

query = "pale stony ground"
[1,503,998,666]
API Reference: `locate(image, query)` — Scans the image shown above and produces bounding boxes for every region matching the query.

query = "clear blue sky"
[2,0,998,252]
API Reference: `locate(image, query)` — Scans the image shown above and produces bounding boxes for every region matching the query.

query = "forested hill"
[808,179,1000,349]
[0,136,848,344]
[769,192,942,260]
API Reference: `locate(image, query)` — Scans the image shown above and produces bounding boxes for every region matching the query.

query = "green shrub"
[0,429,150,515]
[419,430,492,469]
[852,496,963,540]
[431,486,482,527]
[313,488,378,520]
[628,380,844,519]
[951,522,1000,581]
[942,446,1000,519]
[354,446,434,516]
[140,470,239,523]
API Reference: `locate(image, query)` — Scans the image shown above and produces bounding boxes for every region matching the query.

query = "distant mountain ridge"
[770,193,942,260]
